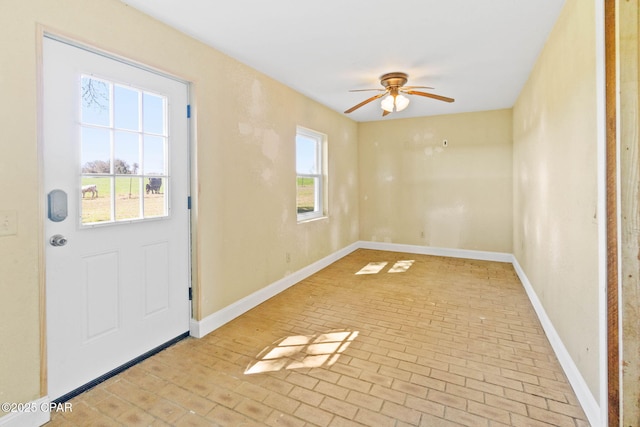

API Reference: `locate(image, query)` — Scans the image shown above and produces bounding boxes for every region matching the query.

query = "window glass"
[296,134,318,174]
[143,93,165,134]
[115,176,142,220]
[81,77,110,126]
[144,177,166,218]
[296,176,318,214]
[143,135,166,175]
[81,127,111,173]
[114,131,139,174]
[81,177,112,223]
[296,127,325,221]
[80,75,169,226]
[114,85,139,131]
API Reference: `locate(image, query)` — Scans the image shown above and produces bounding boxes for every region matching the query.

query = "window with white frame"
[79,75,169,226]
[296,127,326,221]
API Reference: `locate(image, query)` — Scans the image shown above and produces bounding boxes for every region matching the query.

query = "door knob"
[50,234,67,247]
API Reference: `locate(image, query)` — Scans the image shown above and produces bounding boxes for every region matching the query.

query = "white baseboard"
[188,240,598,426]
[358,240,513,263]
[511,257,600,427]
[0,397,50,427]
[190,241,360,338]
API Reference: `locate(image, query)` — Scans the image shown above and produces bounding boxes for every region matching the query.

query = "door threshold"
[52,331,189,404]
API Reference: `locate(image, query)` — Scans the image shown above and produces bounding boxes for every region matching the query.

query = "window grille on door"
[80,76,169,225]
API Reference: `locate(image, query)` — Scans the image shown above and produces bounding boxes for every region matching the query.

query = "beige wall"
[0,0,358,407]
[512,0,600,400]
[358,110,513,253]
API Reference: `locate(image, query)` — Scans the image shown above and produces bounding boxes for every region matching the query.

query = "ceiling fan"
[344,72,454,117]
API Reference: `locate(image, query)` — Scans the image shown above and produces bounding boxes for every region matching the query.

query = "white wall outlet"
[0,210,17,237]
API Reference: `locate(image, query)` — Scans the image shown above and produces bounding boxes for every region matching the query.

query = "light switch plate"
[0,210,17,237]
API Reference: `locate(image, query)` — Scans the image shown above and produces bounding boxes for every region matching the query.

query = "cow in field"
[146,177,162,194]
[81,184,98,199]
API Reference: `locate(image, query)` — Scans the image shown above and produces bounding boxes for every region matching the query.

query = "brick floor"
[47,249,590,426]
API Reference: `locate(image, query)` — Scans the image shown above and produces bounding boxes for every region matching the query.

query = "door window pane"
[144,177,166,218]
[143,93,165,135]
[115,177,142,221]
[81,127,111,173]
[143,135,166,175]
[114,86,139,131]
[81,177,112,224]
[114,131,139,174]
[81,77,110,126]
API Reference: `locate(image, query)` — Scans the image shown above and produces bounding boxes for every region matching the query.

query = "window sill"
[296,214,328,224]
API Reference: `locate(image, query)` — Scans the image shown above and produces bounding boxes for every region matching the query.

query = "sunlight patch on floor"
[245,330,359,375]
[388,260,415,273]
[355,262,388,275]
[355,260,415,275]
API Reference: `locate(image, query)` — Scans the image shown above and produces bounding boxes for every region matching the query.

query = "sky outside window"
[296,134,317,174]
[81,76,166,175]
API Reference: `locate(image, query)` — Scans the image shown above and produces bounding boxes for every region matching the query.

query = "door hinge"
[188,287,193,301]
[187,104,191,118]
[187,196,191,210]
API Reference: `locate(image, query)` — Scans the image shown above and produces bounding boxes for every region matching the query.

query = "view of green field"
[296,177,316,214]
[81,176,166,224]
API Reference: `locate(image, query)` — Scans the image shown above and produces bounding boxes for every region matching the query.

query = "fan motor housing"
[380,72,408,88]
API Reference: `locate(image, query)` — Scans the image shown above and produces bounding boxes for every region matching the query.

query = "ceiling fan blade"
[405,90,455,103]
[344,92,387,114]
[401,86,434,90]
[349,88,385,92]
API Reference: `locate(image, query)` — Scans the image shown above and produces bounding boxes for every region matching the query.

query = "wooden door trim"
[605,0,619,425]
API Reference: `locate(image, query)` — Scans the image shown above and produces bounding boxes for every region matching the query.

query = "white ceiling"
[121,0,565,122]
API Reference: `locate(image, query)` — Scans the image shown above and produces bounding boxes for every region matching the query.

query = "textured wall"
[512,0,600,400]
[358,109,513,253]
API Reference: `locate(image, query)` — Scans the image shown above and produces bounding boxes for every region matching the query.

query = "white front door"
[43,37,191,400]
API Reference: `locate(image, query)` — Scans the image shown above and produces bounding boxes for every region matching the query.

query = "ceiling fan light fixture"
[395,94,410,112]
[343,71,454,116]
[380,95,395,112]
